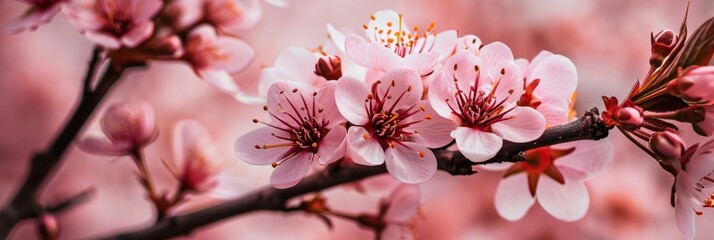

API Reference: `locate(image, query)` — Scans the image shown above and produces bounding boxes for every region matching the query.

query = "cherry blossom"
[164,0,262,32]
[672,139,714,240]
[668,66,714,105]
[77,102,157,156]
[336,67,456,183]
[329,10,457,76]
[169,120,224,193]
[235,81,346,189]
[62,0,162,49]
[4,0,64,33]
[515,51,578,126]
[182,25,258,103]
[429,47,546,163]
[257,47,322,99]
[379,184,421,240]
[494,140,614,221]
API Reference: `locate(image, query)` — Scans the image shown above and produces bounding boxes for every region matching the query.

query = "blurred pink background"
[2,0,714,239]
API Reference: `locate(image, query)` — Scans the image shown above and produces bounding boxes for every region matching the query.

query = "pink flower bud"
[649,130,685,162]
[314,55,342,80]
[650,30,677,67]
[37,214,59,240]
[77,102,157,156]
[616,107,644,130]
[667,66,714,105]
[143,35,184,58]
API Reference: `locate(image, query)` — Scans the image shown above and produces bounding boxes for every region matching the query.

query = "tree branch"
[0,49,130,239]
[100,108,611,240]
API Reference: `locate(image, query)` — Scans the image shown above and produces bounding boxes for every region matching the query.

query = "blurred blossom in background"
[1,0,714,239]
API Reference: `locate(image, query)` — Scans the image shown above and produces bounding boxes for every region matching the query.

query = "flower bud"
[100,102,157,149]
[37,214,59,240]
[314,55,342,80]
[144,35,184,58]
[667,66,714,104]
[650,30,677,67]
[649,130,685,162]
[617,107,644,130]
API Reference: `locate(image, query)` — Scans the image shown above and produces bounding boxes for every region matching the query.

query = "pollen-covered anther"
[419,151,425,158]
[363,133,369,140]
[424,114,432,120]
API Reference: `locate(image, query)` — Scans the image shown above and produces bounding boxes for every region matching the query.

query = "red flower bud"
[617,107,644,131]
[650,30,678,67]
[667,66,714,104]
[649,130,685,162]
[314,55,342,80]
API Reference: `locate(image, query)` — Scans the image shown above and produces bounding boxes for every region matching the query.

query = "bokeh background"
[2,0,714,239]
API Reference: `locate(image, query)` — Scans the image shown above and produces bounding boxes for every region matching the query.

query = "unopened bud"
[146,35,183,58]
[649,130,685,162]
[673,106,706,123]
[37,214,59,240]
[650,30,678,67]
[101,102,157,148]
[314,55,342,80]
[667,66,714,104]
[617,107,644,130]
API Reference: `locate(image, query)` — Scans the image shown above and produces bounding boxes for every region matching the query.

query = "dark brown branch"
[0,50,131,238]
[101,108,611,240]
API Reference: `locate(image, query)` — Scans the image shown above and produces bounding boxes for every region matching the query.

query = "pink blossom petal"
[675,199,696,240]
[347,127,385,166]
[375,68,423,111]
[480,41,514,70]
[531,55,578,101]
[62,3,102,30]
[316,81,345,128]
[76,136,132,156]
[257,68,288,98]
[335,76,371,125]
[198,70,238,93]
[4,5,60,33]
[85,32,122,49]
[491,106,545,143]
[317,126,347,165]
[345,34,399,71]
[218,0,263,31]
[428,72,461,121]
[265,0,289,7]
[522,50,554,77]
[172,120,211,162]
[133,0,162,20]
[164,0,203,30]
[274,47,319,85]
[488,61,523,103]
[271,151,313,189]
[211,37,255,74]
[456,34,482,55]
[326,24,346,54]
[452,127,503,162]
[685,139,714,183]
[120,21,154,48]
[555,140,614,181]
[432,30,458,61]
[265,81,318,125]
[536,176,589,222]
[384,184,421,222]
[384,142,437,184]
[402,52,439,76]
[494,173,536,221]
[478,162,513,171]
[364,10,409,42]
[536,98,570,126]
[234,127,292,165]
[381,225,411,240]
[407,100,457,148]
[444,51,484,91]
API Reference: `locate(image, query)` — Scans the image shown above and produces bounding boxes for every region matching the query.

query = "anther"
[292,88,298,93]
[252,118,259,123]
[419,151,425,158]
[500,68,505,75]
[363,133,369,140]
[474,65,480,71]
[311,142,318,148]
[419,105,426,111]
[424,114,432,120]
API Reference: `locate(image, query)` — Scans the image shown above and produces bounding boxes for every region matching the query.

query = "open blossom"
[378,184,421,240]
[77,102,157,156]
[668,66,714,105]
[169,120,223,193]
[164,0,262,32]
[329,10,457,76]
[183,25,258,103]
[515,51,578,126]
[429,46,546,163]
[494,140,614,221]
[672,139,714,240]
[4,0,64,33]
[235,81,346,189]
[335,67,456,183]
[62,0,162,49]
[256,47,322,99]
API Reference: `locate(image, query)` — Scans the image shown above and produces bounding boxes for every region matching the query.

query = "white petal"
[271,151,313,189]
[347,127,385,166]
[384,142,437,184]
[491,107,545,143]
[452,127,503,162]
[536,176,589,222]
[494,173,536,221]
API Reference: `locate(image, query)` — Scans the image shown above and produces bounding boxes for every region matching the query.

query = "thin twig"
[100,108,611,240]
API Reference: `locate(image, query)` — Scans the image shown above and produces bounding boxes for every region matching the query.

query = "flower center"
[363,80,428,148]
[252,89,329,166]
[503,146,575,196]
[445,64,515,130]
[96,0,133,36]
[363,13,438,58]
